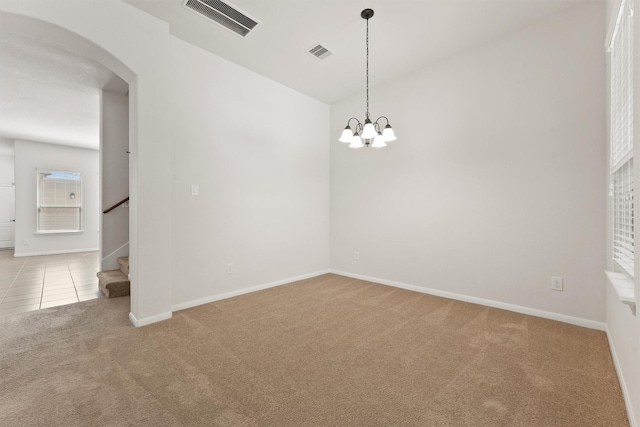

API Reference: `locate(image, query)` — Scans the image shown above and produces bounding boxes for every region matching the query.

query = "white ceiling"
[0,0,595,152]
[124,0,595,104]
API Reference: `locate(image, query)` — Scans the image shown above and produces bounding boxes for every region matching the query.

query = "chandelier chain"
[366,16,370,120]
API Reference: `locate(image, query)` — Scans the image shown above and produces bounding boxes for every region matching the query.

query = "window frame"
[36,169,84,234]
[609,0,635,278]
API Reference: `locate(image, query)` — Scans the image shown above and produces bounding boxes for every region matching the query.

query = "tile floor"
[0,249,101,316]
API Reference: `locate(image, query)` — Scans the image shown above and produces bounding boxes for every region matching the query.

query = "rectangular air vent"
[308,44,332,60]
[184,0,259,37]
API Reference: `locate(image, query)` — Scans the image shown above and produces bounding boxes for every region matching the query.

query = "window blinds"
[37,171,82,232]
[610,0,634,277]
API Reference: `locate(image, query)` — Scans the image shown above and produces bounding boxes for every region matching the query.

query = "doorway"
[0,4,174,326]
[0,16,129,316]
[0,185,14,249]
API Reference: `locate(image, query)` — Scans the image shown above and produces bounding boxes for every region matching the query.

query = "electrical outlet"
[551,276,563,291]
[354,251,360,261]
[226,263,233,275]
[23,239,29,245]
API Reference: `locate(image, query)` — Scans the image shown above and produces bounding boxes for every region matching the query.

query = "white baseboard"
[605,326,638,427]
[171,269,332,312]
[13,247,99,257]
[331,270,606,331]
[101,242,129,271]
[129,310,172,327]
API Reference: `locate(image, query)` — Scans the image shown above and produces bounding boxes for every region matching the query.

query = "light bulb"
[361,119,377,139]
[371,133,386,148]
[339,126,353,143]
[382,124,397,142]
[349,133,364,148]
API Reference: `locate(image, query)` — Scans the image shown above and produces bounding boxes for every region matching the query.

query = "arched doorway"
[0,3,173,326]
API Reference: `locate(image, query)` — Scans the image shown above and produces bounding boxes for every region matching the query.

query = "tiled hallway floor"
[0,249,101,316]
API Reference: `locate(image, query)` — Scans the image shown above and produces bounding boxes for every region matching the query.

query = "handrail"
[103,197,129,214]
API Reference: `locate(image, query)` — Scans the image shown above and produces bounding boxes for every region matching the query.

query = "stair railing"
[103,197,129,214]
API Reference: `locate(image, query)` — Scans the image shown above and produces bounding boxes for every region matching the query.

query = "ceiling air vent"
[308,44,332,60]
[183,0,259,37]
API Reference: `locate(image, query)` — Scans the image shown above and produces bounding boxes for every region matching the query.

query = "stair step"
[97,269,130,299]
[117,256,129,276]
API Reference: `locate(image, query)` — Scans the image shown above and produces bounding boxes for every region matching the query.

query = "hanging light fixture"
[339,8,397,148]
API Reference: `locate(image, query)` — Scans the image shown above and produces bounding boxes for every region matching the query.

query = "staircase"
[97,256,130,298]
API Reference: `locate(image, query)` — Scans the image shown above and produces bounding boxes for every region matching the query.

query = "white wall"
[605,1,640,425]
[0,156,13,185]
[331,3,606,323]
[13,140,99,256]
[101,90,129,271]
[0,138,14,185]
[0,148,15,249]
[169,37,330,308]
[0,0,330,325]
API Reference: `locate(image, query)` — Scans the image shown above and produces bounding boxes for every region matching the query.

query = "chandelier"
[339,8,397,148]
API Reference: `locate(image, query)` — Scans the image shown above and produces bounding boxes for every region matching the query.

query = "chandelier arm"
[346,117,362,128]
[374,116,390,126]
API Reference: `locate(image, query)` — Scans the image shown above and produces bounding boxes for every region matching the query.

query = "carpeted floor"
[0,274,629,426]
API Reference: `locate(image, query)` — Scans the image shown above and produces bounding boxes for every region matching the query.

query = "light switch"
[191,184,199,196]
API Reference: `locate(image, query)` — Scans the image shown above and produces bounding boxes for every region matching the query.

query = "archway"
[0,2,173,326]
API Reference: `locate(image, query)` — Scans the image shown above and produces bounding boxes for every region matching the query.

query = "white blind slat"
[36,171,83,232]
[610,0,634,277]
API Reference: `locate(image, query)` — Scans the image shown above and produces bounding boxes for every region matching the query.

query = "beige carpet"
[0,274,629,426]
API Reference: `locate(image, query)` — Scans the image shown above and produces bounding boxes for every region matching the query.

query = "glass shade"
[339,126,353,143]
[382,124,397,142]
[361,120,377,139]
[349,133,364,148]
[371,133,387,148]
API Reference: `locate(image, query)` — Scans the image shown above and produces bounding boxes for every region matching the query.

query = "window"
[36,170,82,233]
[610,0,634,277]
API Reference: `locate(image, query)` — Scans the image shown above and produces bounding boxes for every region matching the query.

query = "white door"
[0,185,15,249]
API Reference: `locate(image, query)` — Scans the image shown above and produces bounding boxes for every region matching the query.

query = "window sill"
[35,230,84,236]
[605,270,636,316]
